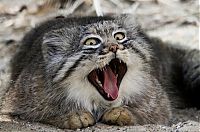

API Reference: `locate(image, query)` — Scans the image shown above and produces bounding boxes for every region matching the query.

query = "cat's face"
[42,15,152,110]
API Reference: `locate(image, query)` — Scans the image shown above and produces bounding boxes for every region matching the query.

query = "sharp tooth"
[116,74,118,78]
[96,79,102,87]
[96,79,100,83]
[99,82,102,87]
[119,60,122,63]
[107,93,110,98]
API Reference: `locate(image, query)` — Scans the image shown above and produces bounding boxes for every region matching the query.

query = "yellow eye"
[84,38,100,45]
[114,32,125,41]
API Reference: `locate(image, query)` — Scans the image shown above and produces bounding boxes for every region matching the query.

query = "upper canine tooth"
[116,74,118,78]
[107,93,110,98]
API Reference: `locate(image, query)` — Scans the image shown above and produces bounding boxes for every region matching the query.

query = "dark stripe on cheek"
[83,48,99,54]
[83,48,98,51]
[83,50,97,54]
[131,46,147,61]
[52,58,68,80]
[58,55,86,83]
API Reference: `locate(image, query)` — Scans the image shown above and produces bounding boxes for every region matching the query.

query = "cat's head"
[42,15,152,109]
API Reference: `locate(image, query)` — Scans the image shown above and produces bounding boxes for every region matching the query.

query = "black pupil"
[90,41,95,45]
[85,38,100,45]
[115,33,124,40]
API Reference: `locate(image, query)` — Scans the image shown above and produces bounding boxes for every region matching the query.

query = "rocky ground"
[0,0,199,131]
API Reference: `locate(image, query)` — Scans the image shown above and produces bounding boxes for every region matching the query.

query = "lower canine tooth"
[99,83,102,87]
[96,79,102,87]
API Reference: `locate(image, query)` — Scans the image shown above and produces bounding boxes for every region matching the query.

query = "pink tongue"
[103,66,118,100]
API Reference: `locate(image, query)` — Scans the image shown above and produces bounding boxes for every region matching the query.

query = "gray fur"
[1,15,200,129]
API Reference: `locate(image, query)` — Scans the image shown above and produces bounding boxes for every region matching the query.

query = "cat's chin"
[87,58,127,101]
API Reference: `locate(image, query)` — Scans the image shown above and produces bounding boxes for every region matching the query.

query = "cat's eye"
[84,38,101,45]
[114,32,125,41]
[81,35,102,49]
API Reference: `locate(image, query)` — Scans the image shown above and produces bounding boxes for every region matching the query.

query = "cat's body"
[2,15,200,129]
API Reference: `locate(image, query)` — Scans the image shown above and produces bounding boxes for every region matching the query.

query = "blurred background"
[0,0,199,131]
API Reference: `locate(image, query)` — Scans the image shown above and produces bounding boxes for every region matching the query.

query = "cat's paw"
[64,111,95,129]
[45,111,95,130]
[101,107,135,126]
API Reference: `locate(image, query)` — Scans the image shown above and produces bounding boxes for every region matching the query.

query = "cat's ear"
[117,14,140,30]
[42,29,71,62]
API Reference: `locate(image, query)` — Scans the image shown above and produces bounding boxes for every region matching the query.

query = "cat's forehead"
[80,20,122,34]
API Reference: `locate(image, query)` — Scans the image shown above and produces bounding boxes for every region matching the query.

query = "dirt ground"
[0,0,199,131]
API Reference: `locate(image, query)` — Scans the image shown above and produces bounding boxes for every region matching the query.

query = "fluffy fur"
[1,15,200,129]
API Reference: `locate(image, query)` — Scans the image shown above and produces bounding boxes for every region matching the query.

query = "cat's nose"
[109,44,119,53]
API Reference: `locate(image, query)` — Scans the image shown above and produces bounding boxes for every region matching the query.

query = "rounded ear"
[115,14,140,30]
[123,14,138,27]
[42,29,72,62]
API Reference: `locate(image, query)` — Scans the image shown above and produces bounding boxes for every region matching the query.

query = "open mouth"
[88,58,127,101]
